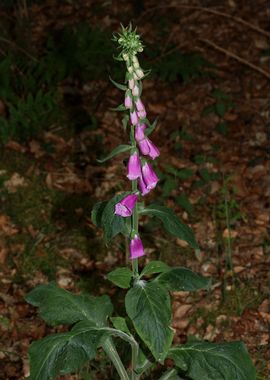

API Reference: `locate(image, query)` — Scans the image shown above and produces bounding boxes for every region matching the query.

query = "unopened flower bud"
[136,69,144,79]
[132,85,139,97]
[124,90,132,109]
[130,110,139,125]
[122,53,129,61]
[138,109,147,119]
[135,124,146,142]
[128,79,135,90]
[128,66,133,74]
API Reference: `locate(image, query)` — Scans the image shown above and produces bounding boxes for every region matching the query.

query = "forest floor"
[0,0,270,379]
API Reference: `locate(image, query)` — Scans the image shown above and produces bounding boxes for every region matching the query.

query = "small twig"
[139,5,270,39]
[0,36,37,62]
[200,38,270,80]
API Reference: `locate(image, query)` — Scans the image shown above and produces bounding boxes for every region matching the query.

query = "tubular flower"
[138,176,151,196]
[127,152,141,180]
[130,235,145,259]
[141,162,159,190]
[124,91,132,109]
[135,123,146,142]
[137,109,147,119]
[135,69,144,79]
[132,85,139,97]
[130,110,139,125]
[135,98,145,112]
[139,138,160,160]
[114,194,138,217]
[128,78,135,89]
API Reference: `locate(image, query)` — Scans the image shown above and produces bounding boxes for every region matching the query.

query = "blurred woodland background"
[0,0,270,379]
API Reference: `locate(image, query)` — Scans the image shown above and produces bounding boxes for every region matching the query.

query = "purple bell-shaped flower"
[127,152,141,180]
[130,235,145,259]
[114,194,138,217]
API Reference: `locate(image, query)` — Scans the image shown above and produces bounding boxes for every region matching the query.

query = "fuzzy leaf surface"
[125,281,173,362]
[25,282,113,327]
[156,267,211,292]
[107,267,133,289]
[168,341,256,380]
[141,260,170,277]
[141,204,198,249]
[27,321,104,380]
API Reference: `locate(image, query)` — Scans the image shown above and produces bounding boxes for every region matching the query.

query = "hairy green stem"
[159,368,178,380]
[102,338,130,380]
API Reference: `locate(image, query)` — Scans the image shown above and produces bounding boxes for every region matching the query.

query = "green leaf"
[175,194,193,215]
[28,321,104,380]
[156,267,211,292]
[168,341,256,380]
[109,76,127,91]
[215,101,226,117]
[110,104,127,112]
[25,282,113,327]
[110,317,131,335]
[101,193,130,242]
[91,201,107,228]
[141,260,170,277]
[145,118,158,136]
[125,281,173,362]
[140,204,199,249]
[97,144,132,163]
[107,267,133,289]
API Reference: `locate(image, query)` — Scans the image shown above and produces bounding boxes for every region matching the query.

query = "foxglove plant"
[25,25,256,380]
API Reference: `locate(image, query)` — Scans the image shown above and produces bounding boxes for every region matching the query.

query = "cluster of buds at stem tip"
[113,25,160,260]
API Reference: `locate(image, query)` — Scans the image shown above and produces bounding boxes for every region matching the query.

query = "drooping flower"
[130,235,145,259]
[141,162,158,190]
[137,109,147,119]
[132,85,139,97]
[114,194,138,217]
[138,138,160,160]
[135,98,145,112]
[130,110,138,125]
[124,91,132,109]
[135,123,146,142]
[135,69,144,79]
[127,152,141,180]
[138,176,151,196]
[128,78,135,89]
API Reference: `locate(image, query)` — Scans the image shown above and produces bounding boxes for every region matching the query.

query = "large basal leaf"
[97,144,132,163]
[140,204,199,249]
[101,193,130,242]
[125,281,173,362]
[25,282,113,327]
[106,267,133,289]
[28,321,104,380]
[168,341,256,380]
[156,267,211,292]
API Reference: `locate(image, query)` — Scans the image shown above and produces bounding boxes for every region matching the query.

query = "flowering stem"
[102,338,130,380]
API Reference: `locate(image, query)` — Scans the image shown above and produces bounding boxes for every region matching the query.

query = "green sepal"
[145,118,158,137]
